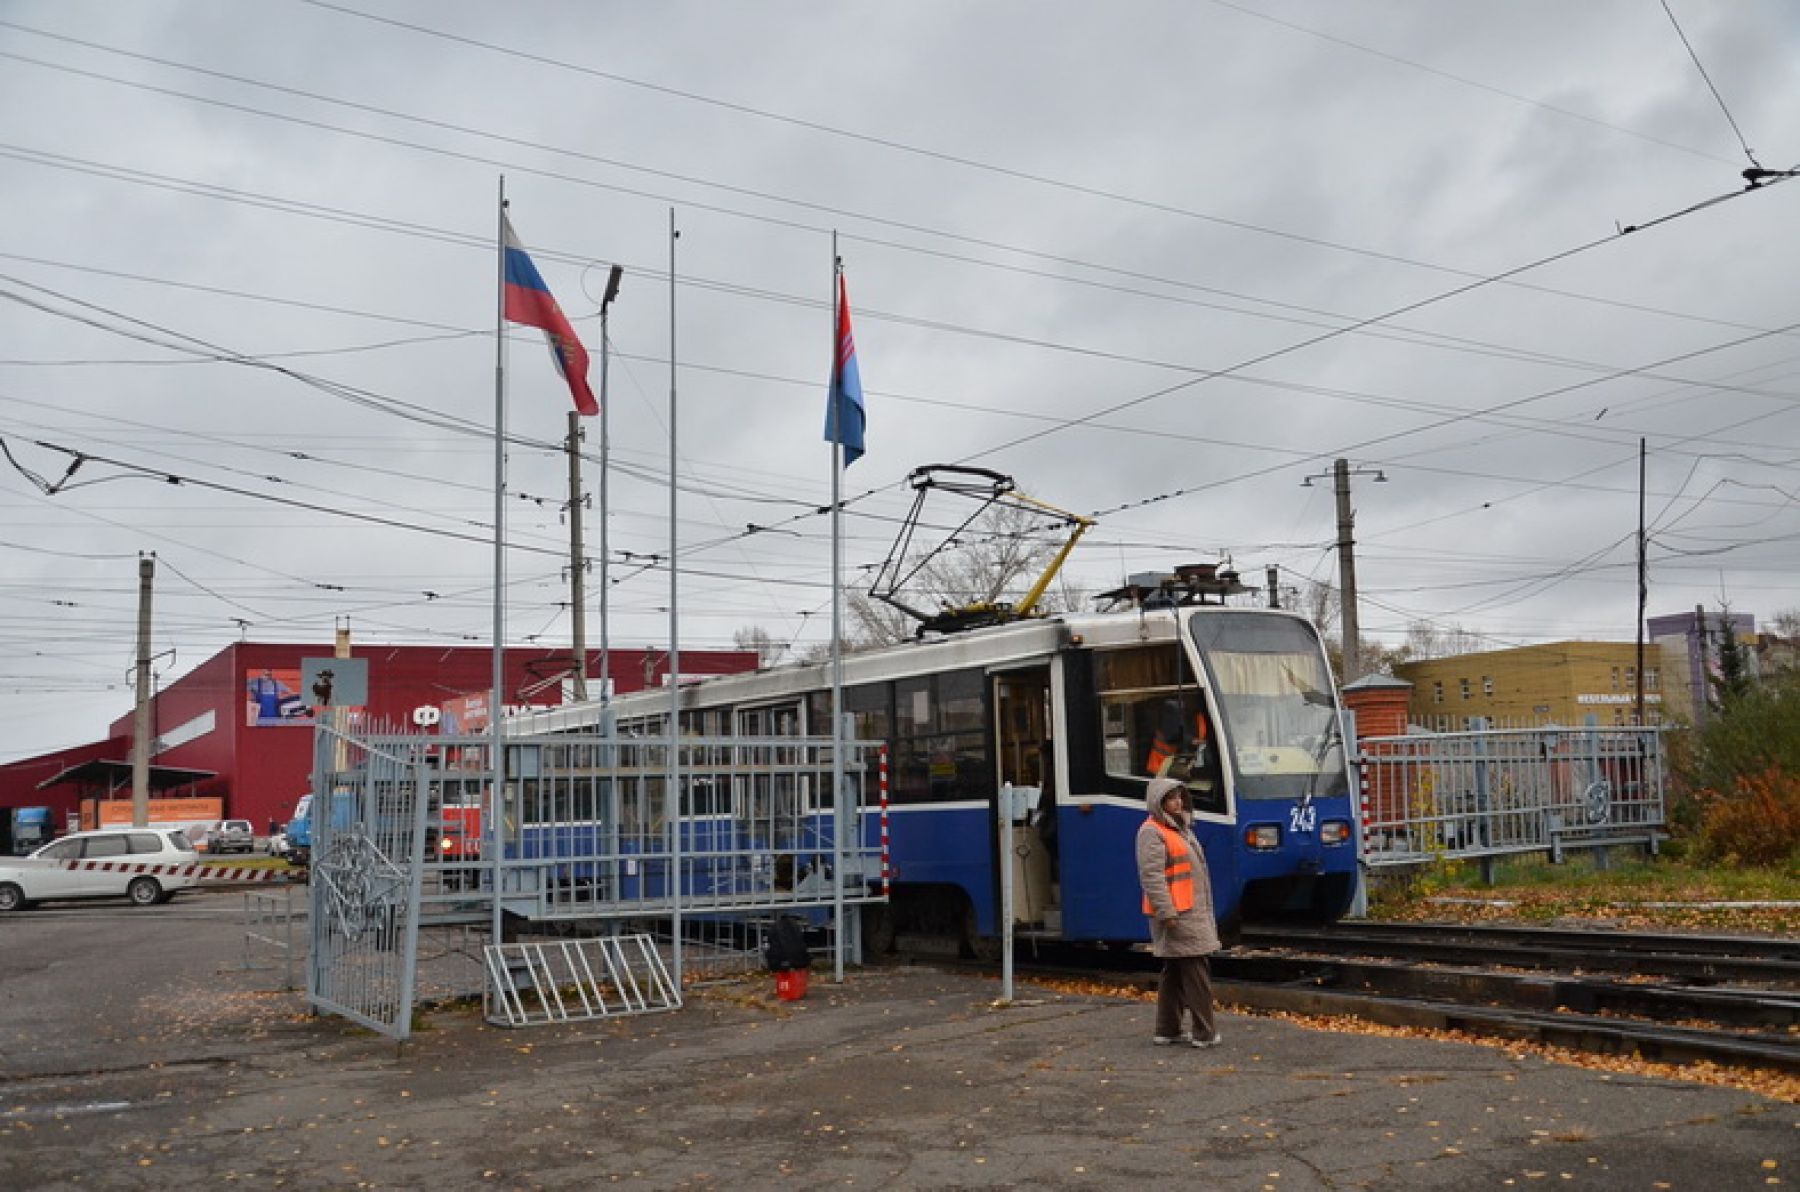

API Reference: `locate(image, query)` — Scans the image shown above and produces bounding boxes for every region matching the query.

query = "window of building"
[1459,678,1471,701]
[1646,667,1660,691]
[1432,681,1443,704]
[1610,666,1620,691]
[1625,666,1636,689]
[1481,675,1494,697]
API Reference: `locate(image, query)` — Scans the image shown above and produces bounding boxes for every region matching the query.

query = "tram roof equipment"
[868,465,1095,637]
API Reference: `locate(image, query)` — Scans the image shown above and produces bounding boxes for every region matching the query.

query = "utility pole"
[1634,438,1646,726]
[131,552,154,827]
[1692,602,1710,726]
[566,411,588,702]
[1266,564,1280,610]
[1303,460,1386,683]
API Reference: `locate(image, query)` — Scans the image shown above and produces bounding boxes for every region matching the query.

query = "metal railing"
[452,733,886,923]
[302,722,882,1038]
[242,885,304,990]
[1356,724,1666,869]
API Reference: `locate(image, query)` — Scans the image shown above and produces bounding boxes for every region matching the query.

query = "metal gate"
[1356,724,1666,867]
[306,727,431,1041]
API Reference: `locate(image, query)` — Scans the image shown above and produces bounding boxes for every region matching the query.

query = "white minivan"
[0,828,201,911]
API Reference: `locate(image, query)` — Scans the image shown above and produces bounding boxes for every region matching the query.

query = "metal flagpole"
[490,176,509,946]
[829,235,846,984]
[567,410,587,702]
[599,276,616,708]
[667,208,682,982]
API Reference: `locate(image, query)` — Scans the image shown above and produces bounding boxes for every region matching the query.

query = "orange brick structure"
[1342,674,1415,835]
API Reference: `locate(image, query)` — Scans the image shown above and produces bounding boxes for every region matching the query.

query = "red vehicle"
[439,803,481,861]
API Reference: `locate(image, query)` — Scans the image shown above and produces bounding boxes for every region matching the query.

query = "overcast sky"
[3,1,1798,762]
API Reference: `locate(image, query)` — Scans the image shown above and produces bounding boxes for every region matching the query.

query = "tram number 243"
[1289,804,1318,835]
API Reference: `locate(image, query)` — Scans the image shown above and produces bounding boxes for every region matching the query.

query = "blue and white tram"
[523,604,1357,950]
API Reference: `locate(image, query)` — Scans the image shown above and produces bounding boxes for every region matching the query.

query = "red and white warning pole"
[62,859,296,883]
[1357,766,1372,861]
[879,744,890,899]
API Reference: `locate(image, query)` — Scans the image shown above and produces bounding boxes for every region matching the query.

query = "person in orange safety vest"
[1135,777,1221,1048]
[1144,701,1209,777]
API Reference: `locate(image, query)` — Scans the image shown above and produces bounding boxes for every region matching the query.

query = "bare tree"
[732,625,784,668]
[1403,619,1488,660]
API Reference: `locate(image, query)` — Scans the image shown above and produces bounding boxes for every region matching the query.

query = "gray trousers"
[1154,955,1216,1040]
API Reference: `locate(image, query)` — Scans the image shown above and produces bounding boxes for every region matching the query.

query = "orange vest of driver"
[1141,818,1196,916]
[1145,713,1208,775]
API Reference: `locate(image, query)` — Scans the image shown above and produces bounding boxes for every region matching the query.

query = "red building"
[0,641,756,837]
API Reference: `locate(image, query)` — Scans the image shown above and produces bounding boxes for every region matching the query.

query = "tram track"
[1240,921,1800,985]
[918,921,1800,1074]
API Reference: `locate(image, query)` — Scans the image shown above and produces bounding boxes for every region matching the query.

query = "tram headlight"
[1320,819,1352,845]
[1244,824,1281,851]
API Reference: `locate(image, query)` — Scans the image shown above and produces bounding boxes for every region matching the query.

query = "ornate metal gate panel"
[1356,724,1666,867]
[306,727,431,1041]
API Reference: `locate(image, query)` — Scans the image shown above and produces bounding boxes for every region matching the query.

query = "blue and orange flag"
[502,215,598,416]
[823,272,865,466]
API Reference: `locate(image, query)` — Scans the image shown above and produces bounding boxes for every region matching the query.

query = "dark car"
[206,819,256,855]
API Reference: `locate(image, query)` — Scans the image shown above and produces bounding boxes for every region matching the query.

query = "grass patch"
[1367,853,1800,933]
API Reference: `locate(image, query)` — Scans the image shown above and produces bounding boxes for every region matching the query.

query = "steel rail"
[1241,923,1800,984]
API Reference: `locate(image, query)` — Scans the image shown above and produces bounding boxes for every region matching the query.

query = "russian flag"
[502,215,598,416]
[823,273,865,466]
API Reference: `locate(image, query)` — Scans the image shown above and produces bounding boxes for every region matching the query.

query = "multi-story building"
[1645,608,1758,723]
[1395,641,1663,732]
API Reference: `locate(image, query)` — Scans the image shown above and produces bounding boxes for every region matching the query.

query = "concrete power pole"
[1304,460,1385,684]
[566,411,588,702]
[131,552,155,827]
[1334,459,1362,683]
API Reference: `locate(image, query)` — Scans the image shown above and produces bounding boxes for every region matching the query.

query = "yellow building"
[1394,642,1663,731]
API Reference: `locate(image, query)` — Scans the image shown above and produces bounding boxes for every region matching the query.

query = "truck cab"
[8,808,54,856]
[284,795,313,866]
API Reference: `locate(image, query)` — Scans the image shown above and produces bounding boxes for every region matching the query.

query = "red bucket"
[774,969,809,1001]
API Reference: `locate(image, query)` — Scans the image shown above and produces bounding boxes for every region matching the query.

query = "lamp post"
[597,263,623,707]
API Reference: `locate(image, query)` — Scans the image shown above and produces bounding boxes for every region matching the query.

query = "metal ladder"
[482,934,682,1027]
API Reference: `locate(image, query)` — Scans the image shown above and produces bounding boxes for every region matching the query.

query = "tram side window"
[806,685,892,809]
[1094,646,1221,810]
[891,669,988,805]
[1098,646,1187,777]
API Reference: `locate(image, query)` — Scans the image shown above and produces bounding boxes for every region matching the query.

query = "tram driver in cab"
[1145,700,1210,776]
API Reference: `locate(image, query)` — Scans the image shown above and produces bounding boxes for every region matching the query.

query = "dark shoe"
[1152,1034,1193,1046]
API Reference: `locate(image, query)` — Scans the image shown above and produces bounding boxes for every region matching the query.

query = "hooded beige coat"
[1136,777,1221,958]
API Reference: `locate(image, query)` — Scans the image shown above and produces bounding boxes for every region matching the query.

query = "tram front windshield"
[1189,612,1347,802]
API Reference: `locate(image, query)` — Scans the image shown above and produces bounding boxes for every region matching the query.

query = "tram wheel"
[862,902,897,957]
[961,901,1001,962]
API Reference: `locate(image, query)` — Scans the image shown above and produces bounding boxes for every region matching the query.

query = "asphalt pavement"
[0,890,1793,1189]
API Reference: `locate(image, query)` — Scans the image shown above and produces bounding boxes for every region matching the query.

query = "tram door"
[993,668,1058,929]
